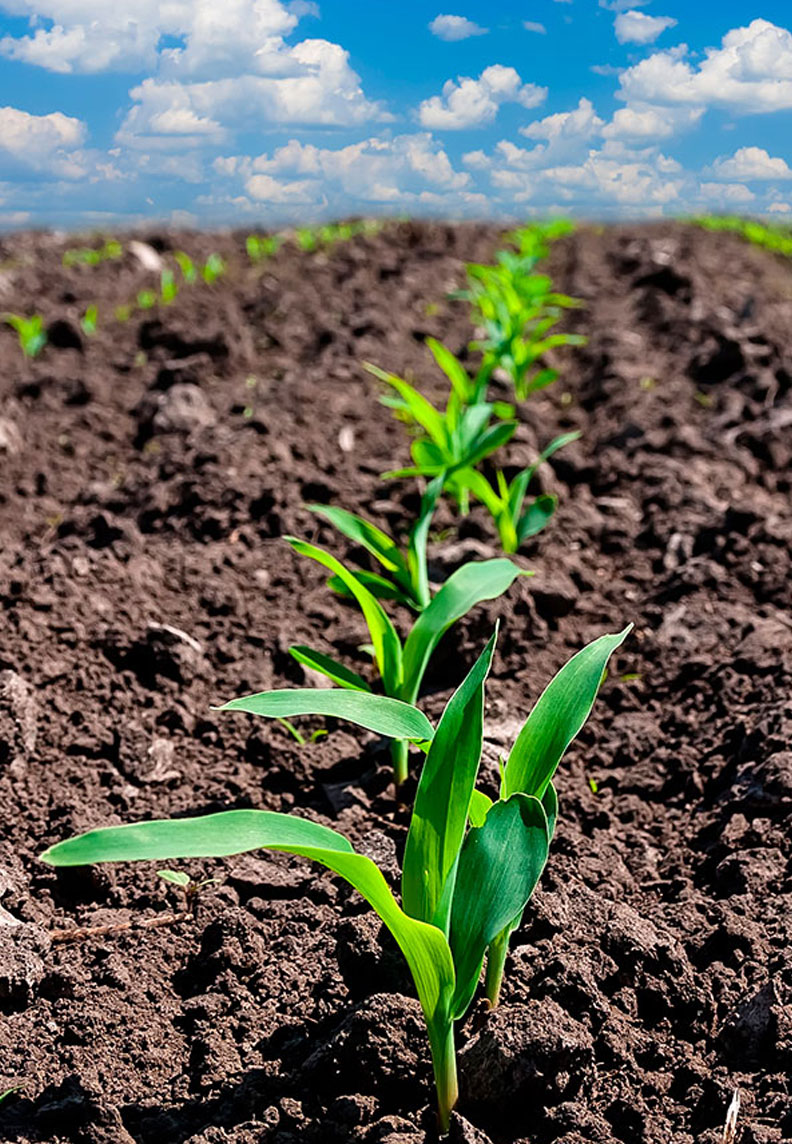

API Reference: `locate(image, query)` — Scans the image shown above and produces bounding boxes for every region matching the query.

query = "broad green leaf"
[401,560,528,703]
[286,537,403,693]
[307,504,407,577]
[426,338,473,404]
[516,494,557,543]
[216,688,433,742]
[449,794,549,1018]
[542,781,558,841]
[288,645,372,692]
[503,626,632,799]
[461,420,517,469]
[451,468,502,517]
[468,789,493,828]
[41,811,455,1052]
[402,632,497,932]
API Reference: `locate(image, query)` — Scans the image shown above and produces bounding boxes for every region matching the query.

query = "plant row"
[40,220,628,1132]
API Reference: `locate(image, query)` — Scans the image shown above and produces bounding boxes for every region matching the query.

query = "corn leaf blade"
[307,504,407,577]
[449,794,549,1019]
[402,631,497,931]
[503,626,632,799]
[41,811,455,1049]
[288,645,372,692]
[216,688,433,742]
[401,560,527,703]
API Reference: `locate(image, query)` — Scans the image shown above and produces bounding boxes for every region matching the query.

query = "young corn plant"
[451,431,580,553]
[240,530,527,784]
[174,251,197,284]
[306,475,444,611]
[41,624,630,1132]
[160,269,179,305]
[2,313,47,358]
[367,340,516,514]
[246,234,283,262]
[79,305,99,336]
[202,253,226,285]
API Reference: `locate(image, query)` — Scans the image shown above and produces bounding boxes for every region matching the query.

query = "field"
[0,220,790,1144]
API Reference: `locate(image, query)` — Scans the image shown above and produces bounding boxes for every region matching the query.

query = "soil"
[0,220,790,1144]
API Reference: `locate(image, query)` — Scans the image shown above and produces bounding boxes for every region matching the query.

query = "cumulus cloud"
[523,22,547,35]
[698,181,755,204]
[710,146,792,180]
[603,102,704,141]
[213,133,479,217]
[614,10,677,45]
[418,65,546,129]
[618,19,792,112]
[520,97,604,145]
[429,14,488,41]
[0,106,89,178]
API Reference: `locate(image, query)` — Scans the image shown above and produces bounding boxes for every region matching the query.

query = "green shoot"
[246,234,283,262]
[158,868,218,913]
[174,251,197,283]
[0,1084,23,1106]
[160,269,178,305]
[367,340,517,513]
[1,313,47,358]
[202,253,226,284]
[42,625,630,1131]
[691,215,792,258]
[62,239,122,267]
[452,431,580,553]
[224,538,527,784]
[136,290,157,311]
[80,304,98,336]
[275,717,328,746]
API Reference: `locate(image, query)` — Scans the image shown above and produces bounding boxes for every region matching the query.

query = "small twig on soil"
[722,1089,741,1144]
[50,911,192,945]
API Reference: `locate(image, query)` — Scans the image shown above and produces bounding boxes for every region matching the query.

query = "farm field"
[0,219,790,1143]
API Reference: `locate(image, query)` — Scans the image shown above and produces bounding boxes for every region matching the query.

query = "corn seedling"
[160,269,179,305]
[42,624,629,1131]
[202,253,226,284]
[307,474,443,612]
[246,233,283,262]
[693,214,792,258]
[62,239,122,267]
[136,290,157,311]
[451,431,581,553]
[174,251,197,283]
[2,312,47,358]
[234,532,526,784]
[367,340,517,514]
[158,869,218,912]
[80,304,98,336]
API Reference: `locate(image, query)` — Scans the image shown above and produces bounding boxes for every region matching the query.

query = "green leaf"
[327,570,410,605]
[503,626,632,799]
[426,338,473,404]
[401,560,528,704]
[289,645,372,692]
[307,504,407,577]
[215,687,433,742]
[449,794,549,1018]
[468,789,493,828]
[542,781,558,841]
[287,537,403,694]
[41,810,456,1061]
[158,869,191,886]
[364,364,448,448]
[407,474,444,610]
[516,494,557,543]
[402,631,497,932]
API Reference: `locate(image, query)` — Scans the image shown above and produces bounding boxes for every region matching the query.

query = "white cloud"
[523,22,547,35]
[0,105,89,178]
[418,65,546,129]
[767,201,791,213]
[698,181,755,204]
[429,14,488,41]
[618,20,792,112]
[213,133,476,217]
[614,10,677,46]
[520,97,604,145]
[603,102,703,141]
[710,146,792,180]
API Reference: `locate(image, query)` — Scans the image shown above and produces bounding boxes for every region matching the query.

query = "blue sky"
[1,1,791,228]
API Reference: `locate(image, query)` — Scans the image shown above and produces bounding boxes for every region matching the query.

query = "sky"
[1,1,792,229]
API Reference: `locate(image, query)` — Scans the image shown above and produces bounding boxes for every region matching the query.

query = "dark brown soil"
[0,221,790,1144]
